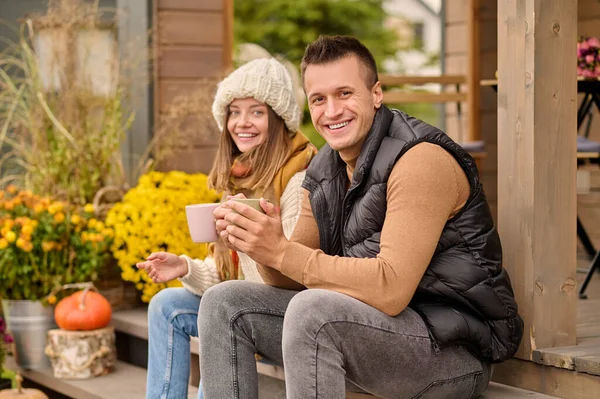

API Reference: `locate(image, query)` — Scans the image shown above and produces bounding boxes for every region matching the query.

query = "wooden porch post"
[497,0,578,359]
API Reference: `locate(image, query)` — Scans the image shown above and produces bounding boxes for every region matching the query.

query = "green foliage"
[390,103,441,128]
[234,0,398,68]
[301,122,326,150]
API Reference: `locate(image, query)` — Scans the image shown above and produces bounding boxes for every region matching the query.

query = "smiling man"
[198,35,523,399]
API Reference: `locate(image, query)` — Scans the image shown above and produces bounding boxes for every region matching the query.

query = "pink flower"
[588,37,600,47]
[582,69,595,78]
[3,334,13,344]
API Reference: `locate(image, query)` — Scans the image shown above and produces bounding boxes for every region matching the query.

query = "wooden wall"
[444,0,498,219]
[153,0,233,173]
[444,0,600,223]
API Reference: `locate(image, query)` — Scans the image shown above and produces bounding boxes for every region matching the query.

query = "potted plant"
[0,186,113,369]
[0,0,150,312]
[577,36,600,78]
[0,316,14,389]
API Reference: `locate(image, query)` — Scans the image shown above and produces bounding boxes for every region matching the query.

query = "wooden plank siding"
[444,1,498,220]
[153,0,233,173]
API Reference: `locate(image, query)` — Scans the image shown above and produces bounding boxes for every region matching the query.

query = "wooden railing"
[379,74,481,157]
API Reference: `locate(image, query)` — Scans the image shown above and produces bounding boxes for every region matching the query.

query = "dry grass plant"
[0,0,143,207]
[150,76,223,171]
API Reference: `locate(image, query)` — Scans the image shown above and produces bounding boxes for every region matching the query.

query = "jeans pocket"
[411,371,482,399]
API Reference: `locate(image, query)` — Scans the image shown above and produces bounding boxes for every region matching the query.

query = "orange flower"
[42,241,54,252]
[53,212,65,223]
[6,185,17,194]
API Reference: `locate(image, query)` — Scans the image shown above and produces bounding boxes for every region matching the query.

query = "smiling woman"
[138,57,317,399]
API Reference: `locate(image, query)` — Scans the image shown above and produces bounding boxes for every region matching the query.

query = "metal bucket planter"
[1,300,56,370]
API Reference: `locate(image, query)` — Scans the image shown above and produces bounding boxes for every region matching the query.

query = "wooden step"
[531,298,600,376]
[113,307,558,398]
[6,357,198,399]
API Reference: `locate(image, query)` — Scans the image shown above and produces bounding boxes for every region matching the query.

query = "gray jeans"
[198,280,491,399]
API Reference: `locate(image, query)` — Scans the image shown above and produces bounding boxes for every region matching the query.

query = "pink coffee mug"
[185,203,220,243]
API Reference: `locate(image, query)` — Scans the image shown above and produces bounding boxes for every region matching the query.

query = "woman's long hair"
[208,105,293,194]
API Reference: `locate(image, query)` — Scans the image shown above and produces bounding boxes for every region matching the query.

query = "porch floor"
[532,254,600,375]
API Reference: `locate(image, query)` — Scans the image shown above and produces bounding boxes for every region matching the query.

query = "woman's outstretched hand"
[136,251,188,283]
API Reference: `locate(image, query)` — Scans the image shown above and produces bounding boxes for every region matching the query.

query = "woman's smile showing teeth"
[237,132,258,140]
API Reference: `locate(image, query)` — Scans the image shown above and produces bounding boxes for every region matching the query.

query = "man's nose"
[324,99,343,119]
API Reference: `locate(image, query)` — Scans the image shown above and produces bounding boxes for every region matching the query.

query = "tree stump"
[45,326,116,379]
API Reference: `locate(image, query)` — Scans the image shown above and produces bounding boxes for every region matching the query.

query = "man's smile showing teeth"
[328,121,349,130]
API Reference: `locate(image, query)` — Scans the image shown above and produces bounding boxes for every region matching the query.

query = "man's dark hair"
[301,35,379,88]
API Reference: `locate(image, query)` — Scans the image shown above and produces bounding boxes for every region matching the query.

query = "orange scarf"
[213,132,317,281]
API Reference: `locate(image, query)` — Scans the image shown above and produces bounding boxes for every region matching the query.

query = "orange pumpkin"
[54,289,112,331]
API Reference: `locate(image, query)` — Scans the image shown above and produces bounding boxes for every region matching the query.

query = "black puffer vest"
[302,106,523,363]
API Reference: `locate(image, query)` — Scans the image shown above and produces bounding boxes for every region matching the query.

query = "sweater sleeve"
[178,255,221,296]
[278,142,470,316]
[255,172,308,290]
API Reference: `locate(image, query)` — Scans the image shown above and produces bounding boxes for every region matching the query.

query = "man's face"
[304,55,383,155]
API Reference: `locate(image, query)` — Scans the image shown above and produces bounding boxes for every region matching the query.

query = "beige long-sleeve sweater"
[257,142,471,316]
[177,171,306,296]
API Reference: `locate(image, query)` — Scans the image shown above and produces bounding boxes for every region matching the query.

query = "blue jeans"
[146,287,205,399]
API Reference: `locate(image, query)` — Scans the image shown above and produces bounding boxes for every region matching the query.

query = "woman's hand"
[222,198,288,269]
[215,193,246,248]
[136,252,188,283]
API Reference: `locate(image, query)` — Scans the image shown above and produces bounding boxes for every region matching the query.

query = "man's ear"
[372,81,383,109]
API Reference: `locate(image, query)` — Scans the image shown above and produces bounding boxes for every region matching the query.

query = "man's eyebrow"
[309,86,355,98]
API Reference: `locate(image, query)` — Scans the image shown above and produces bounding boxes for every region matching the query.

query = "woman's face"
[227,98,269,153]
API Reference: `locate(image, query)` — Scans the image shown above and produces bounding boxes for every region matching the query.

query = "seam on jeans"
[411,371,482,399]
[160,309,197,399]
[468,372,481,399]
[229,307,287,399]
[167,309,198,325]
[313,319,430,341]
[160,323,175,399]
[314,342,319,398]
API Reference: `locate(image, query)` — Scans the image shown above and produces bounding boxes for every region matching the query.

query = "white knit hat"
[212,58,300,133]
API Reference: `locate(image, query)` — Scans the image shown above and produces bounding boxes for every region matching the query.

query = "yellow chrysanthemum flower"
[21,224,34,235]
[106,170,220,302]
[5,231,16,243]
